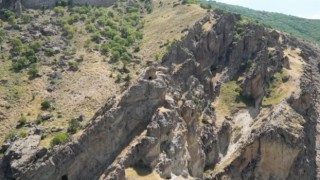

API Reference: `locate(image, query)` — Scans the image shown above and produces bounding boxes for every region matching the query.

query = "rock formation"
[1,9,320,180]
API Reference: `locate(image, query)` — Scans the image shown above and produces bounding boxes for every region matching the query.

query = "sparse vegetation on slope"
[0,0,149,146]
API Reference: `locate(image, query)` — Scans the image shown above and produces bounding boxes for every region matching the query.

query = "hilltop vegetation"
[198,0,320,44]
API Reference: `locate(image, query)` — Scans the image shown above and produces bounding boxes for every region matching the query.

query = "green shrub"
[12,57,30,71]
[67,119,82,134]
[5,131,16,141]
[50,133,69,147]
[85,23,97,33]
[107,11,114,18]
[111,51,120,62]
[97,16,107,26]
[102,27,119,38]
[18,114,27,125]
[19,131,28,138]
[0,9,16,21]
[134,46,140,52]
[91,32,102,43]
[57,17,67,26]
[44,48,55,57]
[41,100,51,110]
[0,29,5,45]
[145,4,153,14]
[200,2,212,9]
[113,35,128,46]
[68,13,81,24]
[68,61,79,71]
[30,40,43,52]
[20,14,32,24]
[35,115,42,125]
[55,0,69,7]
[124,74,131,82]
[182,0,199,4]
[106,19,118,30]
[63,24,75,39]
[121,52,131,61]
[8,15,17,25]
[28,63,39,78]
[101,43,110,55]
[54,6,65,15]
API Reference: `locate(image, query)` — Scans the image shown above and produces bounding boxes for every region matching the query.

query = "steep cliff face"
[1,10,320,180]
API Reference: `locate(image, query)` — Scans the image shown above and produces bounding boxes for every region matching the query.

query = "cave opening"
[61,175,68,180]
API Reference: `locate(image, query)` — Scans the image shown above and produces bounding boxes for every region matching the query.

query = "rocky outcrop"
[1,67,167,179]
[1,10,320,180]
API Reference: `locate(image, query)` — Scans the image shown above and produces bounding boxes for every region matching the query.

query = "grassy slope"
[201,0,320,44]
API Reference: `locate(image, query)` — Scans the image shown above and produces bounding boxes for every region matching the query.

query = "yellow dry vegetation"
[125,167,163,180]
[213,80,247,126]
[262,48,304,106]
[139,0,206,61]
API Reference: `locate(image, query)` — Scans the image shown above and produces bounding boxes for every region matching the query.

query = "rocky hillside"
[0,0,205,148]
[1,1,320,180]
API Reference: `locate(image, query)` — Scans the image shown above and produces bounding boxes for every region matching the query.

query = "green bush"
[102,27,119,38]
[54,6,65,15]
[57,17,67,26]
[111,51,120,62]
[0,29,5,45]
[68,13,81,24]
[106,19,118,30]
[97,16,107,26]
[55,0,69,7]
[28,63,39,78]
[5,131,16,141]
[30,40,43,52]
[101,43,110,55]
[18,115,27,125]
[182,0,199,4]
[85,23,97,33]
[20,14,32,24]
[41,100,51,110]
[0,9,16,21]
[50,133,69,147]
[134,46,140,52]
[63,24,75,39]
[145,4,153,14]
[67,118,82,134]
[113,35,128,46]
[44,48,55,57]
[12,57,30,71]
[68,61,79,71]
[121,52,131,61]
[19,131,28,138]
[91,32,102,43]
[35,115,43,125]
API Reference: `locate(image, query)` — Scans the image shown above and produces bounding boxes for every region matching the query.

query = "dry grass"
[262,48,304,106]
[139,0,206,61]
[213,80,247,126]
[125,167,163,180]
